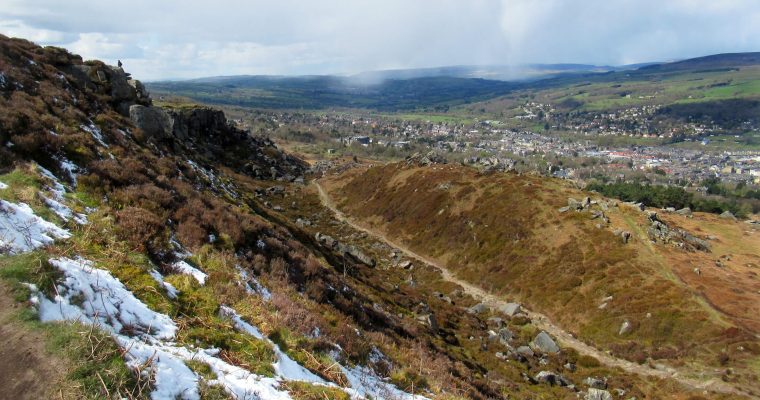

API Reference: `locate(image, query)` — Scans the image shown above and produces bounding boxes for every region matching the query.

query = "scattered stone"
[558,206,570,213]
[585,388,613,400]
[720,210,737,220]
[532,331,560,354]
[618,320,632,336]
[487,317,504,328]
[516,346,534,358]
[564,362,576,372]
[584,377,607,390]
[497,302,522,316]
[295,218,311,228]
[399,260,413,269]
[535,371,572,387]
[620,231,631,244]
[467,303,488,314]
[498,328,514,344]
[676,207,692,217]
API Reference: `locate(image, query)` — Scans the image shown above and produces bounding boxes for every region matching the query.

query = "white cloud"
[1,0,759,80]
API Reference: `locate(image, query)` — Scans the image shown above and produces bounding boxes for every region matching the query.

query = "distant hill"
[148,52,760,111]
[148,75,520,111]
[637,52,760,73]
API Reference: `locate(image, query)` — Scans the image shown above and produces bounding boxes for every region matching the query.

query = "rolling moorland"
[1,33,760,400]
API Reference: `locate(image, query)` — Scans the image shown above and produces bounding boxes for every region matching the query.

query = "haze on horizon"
[1,0,759,81]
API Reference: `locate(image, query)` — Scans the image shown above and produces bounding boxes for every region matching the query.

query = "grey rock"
[532,331,560,354]
[720,210,737,220]
[315,232,337,249]
[535,371,572,387]
[621,231,631,244]
[487,317,504,328]
[516,345,534,358]
[498,328,513,344]
[467,303,488,314]
[129,105,173,139]
[676,207,692,216]
[564,362,576,372]
[497,302,522,316]
[584,377,607,390]
[585,388,613,400]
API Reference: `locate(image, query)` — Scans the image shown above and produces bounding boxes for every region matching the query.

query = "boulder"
[720,210,737,220]
[129,105,173,139]
[497,302,522,316]
[467,303,488,314]
[338,243,375,267]
[585,388,613,400]
[535,371,572,387]
[620,231,631,244]
[532,331,560,354]
[676,207,692,216]
[515,345,534,358]
[498,328,513,344]
[584,377,607,390]
[315,232,337,249]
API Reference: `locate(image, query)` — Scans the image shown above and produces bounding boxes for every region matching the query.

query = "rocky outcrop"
[314,232,375,267]
[646,213,710,252]
[129,105,173,139]
[129,106,306,180]
[62,63,151,115]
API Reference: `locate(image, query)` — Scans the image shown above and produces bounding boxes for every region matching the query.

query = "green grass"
[0,252,147,399]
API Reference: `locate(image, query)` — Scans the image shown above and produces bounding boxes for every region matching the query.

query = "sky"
[1,0,759,81]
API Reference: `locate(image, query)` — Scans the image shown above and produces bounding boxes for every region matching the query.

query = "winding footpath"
[313,181,753,398]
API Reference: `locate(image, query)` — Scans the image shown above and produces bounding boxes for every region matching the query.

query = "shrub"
[115,206,166,252]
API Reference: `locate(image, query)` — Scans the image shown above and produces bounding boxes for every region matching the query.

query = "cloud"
[0,0,758,80]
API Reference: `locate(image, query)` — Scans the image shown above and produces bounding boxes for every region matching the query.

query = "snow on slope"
[0,200,71,254]
[40,257,178,340]
[171,260,208,285]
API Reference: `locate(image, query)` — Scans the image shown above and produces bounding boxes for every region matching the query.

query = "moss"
[178,320,276,377]
[281,381,350,400]
[185,359,216,380]
[389,367,430,394]
[0,251,61,297]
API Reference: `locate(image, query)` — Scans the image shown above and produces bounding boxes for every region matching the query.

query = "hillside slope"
[0,34,755,399]
[322,160,760,395]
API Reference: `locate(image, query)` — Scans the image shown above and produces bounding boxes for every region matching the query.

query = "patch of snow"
[40,257,178,341]
[37,165,66,200]
[171,238,193,259]
[236,266,272,300]
[0,181,7,190]
[340,364,428,400]
[43,196,73,221]
[171,260,207,285]
[220,306,327,385]
[55,156,79,185]
[0,200,71,254]
[30,256,428,400]
[115,337,200,400]
[81,121,108,148]
[149,269,179,299]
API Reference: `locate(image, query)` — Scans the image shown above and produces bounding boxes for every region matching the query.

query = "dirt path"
[314,181,752,398]
[0,282,72,399]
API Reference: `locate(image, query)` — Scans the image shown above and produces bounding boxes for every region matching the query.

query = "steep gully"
[313,181,751,398]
